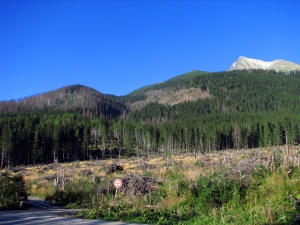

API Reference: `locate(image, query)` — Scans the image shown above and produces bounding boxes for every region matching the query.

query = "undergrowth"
[0,172,28,210]
[78,166,300,224]
[23,148,300,224]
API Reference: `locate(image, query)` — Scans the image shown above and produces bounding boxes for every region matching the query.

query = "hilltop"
[1,57,300,115]
[229,56,300,72]
[0,84,127,119]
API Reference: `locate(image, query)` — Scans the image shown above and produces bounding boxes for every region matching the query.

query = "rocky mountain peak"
[229,56,300,72]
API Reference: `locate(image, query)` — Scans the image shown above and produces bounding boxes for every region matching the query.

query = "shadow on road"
[0,196,146,225]
[26,196,54,209]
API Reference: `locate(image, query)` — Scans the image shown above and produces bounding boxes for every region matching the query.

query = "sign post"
[113,179,123,199]
[113,179,123,189]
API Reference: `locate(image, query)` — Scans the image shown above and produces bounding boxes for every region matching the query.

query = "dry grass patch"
[4,145,300,206]
[183,167,205,181]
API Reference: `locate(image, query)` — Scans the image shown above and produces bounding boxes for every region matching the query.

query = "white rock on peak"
[228,56,300,72]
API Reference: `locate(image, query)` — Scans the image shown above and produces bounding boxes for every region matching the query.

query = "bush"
[0,171,28,210]
[45,180,94,208]
[190,172,246,210]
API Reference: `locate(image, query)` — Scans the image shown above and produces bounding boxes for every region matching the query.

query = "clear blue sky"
[0,0,299,101]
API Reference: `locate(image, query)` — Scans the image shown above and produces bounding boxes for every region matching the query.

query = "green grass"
[77,165,300,224]
[25,148,300,224]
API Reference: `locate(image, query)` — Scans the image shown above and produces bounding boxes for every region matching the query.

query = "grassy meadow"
[2,145,300,224]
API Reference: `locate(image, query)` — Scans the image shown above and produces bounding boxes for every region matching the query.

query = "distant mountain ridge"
[0,84,127,118]
[1,56,300,116]
[229,56,300,72]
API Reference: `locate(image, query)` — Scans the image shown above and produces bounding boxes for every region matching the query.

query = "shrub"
[45,180,94,207]
[0,171,28,210]
[190,172,246,210]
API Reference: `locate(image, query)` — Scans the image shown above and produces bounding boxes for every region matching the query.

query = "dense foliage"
[1,70,300,167]
[0,172,27,210]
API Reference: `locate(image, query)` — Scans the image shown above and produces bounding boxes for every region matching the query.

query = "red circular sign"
[114,179,123,189]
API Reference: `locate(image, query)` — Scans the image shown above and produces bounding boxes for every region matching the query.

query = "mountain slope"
[2,69,300,168]
[128,69,300,123]
[1,56,300,117]
[120,70,210,110]
[229,56,300,72]
[0,84,127,118]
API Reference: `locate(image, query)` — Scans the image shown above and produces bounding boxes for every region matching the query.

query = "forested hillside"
[1,70,300,167]
[0,85,127,119]
[120,70,209,110]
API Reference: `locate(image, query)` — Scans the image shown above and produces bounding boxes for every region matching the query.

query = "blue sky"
[0,0,299,101]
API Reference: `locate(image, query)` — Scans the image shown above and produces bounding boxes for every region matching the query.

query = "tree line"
[1,110,300,168]
[1,70,300,167]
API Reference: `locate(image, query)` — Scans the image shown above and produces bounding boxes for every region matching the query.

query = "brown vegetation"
[128,87,211,110]
[2,144,297,200]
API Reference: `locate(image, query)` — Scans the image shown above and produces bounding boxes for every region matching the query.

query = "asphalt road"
[0,197,146,225]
